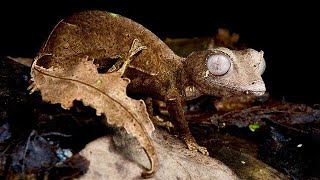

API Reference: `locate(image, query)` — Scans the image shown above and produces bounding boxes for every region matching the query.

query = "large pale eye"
[207,54,231,75]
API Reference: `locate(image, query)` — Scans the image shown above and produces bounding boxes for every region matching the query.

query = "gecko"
[32,10,266,177]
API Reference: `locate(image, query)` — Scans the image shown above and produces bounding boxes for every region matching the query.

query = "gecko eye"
[207,54,231,76]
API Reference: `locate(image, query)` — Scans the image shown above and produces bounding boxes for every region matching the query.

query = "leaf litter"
[28,54,158,177]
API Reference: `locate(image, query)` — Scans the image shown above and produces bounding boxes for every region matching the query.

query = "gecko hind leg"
[145,97,174,130]
[108,39,147,76]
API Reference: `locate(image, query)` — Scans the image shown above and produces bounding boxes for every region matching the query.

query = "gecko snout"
[244,80,266,96]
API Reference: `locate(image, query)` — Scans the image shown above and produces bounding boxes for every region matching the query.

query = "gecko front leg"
[166,89,209,156]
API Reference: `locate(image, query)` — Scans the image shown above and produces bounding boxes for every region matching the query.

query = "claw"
[27,83,38,94]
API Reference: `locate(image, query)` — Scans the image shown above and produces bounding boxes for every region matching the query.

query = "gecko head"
[183,47,266,97]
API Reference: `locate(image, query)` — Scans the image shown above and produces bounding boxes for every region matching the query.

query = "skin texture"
[35,10,266,157]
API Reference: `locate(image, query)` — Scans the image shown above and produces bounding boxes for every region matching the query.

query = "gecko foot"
[183,135,209,156]
[151,116,174,131]
[106,55,123,73]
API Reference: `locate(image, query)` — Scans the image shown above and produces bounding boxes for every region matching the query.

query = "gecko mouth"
[192,79,266,97]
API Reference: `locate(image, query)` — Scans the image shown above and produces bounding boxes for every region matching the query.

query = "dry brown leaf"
[28,56,158,178]
[215,28,240,48]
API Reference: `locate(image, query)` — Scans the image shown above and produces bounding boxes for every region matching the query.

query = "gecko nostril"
[251,82,256,85]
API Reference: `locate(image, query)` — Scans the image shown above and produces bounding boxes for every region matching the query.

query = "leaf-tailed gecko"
[32,10,266,166]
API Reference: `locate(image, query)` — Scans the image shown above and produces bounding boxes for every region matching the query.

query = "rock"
[79,128,239,179]
[216,147,290,180]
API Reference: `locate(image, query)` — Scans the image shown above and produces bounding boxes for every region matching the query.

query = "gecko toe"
[184,135,209,155]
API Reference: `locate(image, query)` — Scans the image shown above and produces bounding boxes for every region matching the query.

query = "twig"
[40,132,72,137]
[21,130,37,173]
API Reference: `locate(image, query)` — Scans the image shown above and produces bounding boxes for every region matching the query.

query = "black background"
[0,1,318,103]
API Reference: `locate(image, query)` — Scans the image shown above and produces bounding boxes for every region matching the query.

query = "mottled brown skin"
[35,11,266,156]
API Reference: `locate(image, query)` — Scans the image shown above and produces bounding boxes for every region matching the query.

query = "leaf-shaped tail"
[29,56,159,177]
